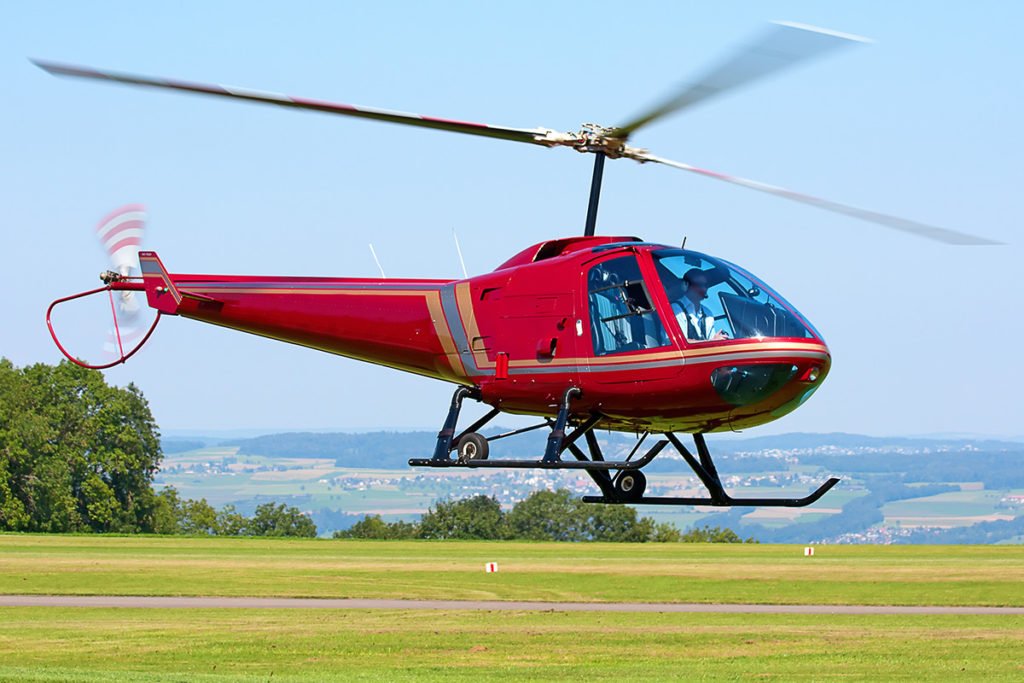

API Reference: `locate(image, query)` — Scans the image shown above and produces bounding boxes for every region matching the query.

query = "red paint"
[49,237,831,434]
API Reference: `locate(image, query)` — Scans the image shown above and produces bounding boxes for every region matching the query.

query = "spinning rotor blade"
[96,204,145,318]
[611,22,868,139]
[96,205,149,356]
[33,60,553,146]
[97,203,145,277]
[635,153,1001,245]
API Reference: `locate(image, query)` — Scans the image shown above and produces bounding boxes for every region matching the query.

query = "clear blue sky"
[2,2,1021,437]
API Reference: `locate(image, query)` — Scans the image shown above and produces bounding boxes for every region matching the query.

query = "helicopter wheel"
[613,471,646,502]
[456,432,489,463]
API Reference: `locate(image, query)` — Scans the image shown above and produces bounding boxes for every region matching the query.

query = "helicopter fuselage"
[134,235,829,433]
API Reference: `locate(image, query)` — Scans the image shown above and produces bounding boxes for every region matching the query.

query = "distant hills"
[714,432,1022,453]
[160,430,1023,467]
[158,429,1024,544]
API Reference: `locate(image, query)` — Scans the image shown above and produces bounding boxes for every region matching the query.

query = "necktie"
[695,308,705,340]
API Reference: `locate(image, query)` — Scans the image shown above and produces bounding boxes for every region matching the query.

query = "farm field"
[155,446,1024,536]
[2,535,1022,607]
[882,489,1015,528]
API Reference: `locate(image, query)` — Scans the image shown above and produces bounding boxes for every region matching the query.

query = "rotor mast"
[583,152,605,237]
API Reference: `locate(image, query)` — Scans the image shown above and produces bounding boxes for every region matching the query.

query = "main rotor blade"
[611,22,868,139]
[636,153,1002,245]
[33,59,551,146]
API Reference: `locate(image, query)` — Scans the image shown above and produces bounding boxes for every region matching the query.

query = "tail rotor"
[95,205,147,355]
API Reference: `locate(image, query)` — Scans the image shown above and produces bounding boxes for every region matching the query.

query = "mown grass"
[0,607,1021,682]
[1,534,1023,607]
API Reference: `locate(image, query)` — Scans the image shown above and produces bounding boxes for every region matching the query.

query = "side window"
[588,256,669,355]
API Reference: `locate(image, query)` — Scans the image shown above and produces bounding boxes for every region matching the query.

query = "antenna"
[452,229,469,279]
[368,243,386,278]
[681,236,688,249]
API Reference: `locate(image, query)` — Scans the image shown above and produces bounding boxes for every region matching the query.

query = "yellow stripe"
[425,292,466,379]
[455,282,493,369]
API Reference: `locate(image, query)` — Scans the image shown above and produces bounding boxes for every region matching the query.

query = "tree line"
[335,490,756,543]
[1,359,751,542]
[0,359,314,537]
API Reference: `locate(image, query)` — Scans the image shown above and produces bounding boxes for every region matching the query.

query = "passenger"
[673,268,729,342]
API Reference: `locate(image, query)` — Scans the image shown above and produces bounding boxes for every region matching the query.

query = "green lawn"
[2,535,1022,681]
[1,535,1022,607]
[0,608,1022,682]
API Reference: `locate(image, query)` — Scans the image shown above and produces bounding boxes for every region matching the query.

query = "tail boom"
[138,253,467,383]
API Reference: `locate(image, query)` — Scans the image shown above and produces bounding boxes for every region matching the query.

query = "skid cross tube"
[666,433,728,505]
[485,420,553,443]
[565,442,614,496]
[410,456,661,471]
[409,424,664,472]
[415,392,839,508]
[583,432,840,507]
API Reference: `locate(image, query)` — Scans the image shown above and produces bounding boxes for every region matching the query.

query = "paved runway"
[2,595,1022,615]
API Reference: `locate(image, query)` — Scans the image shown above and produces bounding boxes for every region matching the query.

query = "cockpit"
[587,247,819,355]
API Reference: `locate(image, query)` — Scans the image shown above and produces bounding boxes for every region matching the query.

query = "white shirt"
[672,298,715,341]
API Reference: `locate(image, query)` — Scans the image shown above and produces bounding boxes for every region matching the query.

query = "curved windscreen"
[652,249,820,342]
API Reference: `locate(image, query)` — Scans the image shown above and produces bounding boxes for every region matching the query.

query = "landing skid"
[409,386,838,508]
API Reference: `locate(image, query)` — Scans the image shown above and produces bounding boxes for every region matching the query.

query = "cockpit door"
[580,252,682,383]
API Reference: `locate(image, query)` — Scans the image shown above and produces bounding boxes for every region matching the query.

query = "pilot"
[673,268,729,342]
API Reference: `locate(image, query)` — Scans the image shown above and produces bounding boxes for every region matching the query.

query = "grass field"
[2,534,1023,606]
[1,608,1022,681]
[1,535,1022,681]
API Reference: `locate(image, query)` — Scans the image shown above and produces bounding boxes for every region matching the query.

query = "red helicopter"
[38,22,997,508]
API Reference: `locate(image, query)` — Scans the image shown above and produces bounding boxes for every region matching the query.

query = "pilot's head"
[682,268,709,302]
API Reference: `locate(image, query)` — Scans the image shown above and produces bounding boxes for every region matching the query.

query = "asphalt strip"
[1,596,1022,614]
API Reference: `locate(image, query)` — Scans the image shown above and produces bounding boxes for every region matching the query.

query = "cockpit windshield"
[652,249,820,342]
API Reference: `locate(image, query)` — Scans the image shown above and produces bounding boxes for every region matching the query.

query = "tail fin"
[139,251,183,314]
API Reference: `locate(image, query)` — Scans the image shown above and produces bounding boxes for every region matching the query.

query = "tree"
[333,514,420,539]
[585,504,655,542]
[419,495,506,540]
[680,525,758,543]
[0,359,162,533]
[153,487,219,535]
[214,504,249,536]
[506,490,661,542]
[506,489,589,541]
[247,502,317,537]
[650,522,682,542]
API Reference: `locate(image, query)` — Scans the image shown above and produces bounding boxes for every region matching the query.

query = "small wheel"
[613,470,646,501]
[456,432,489,463]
